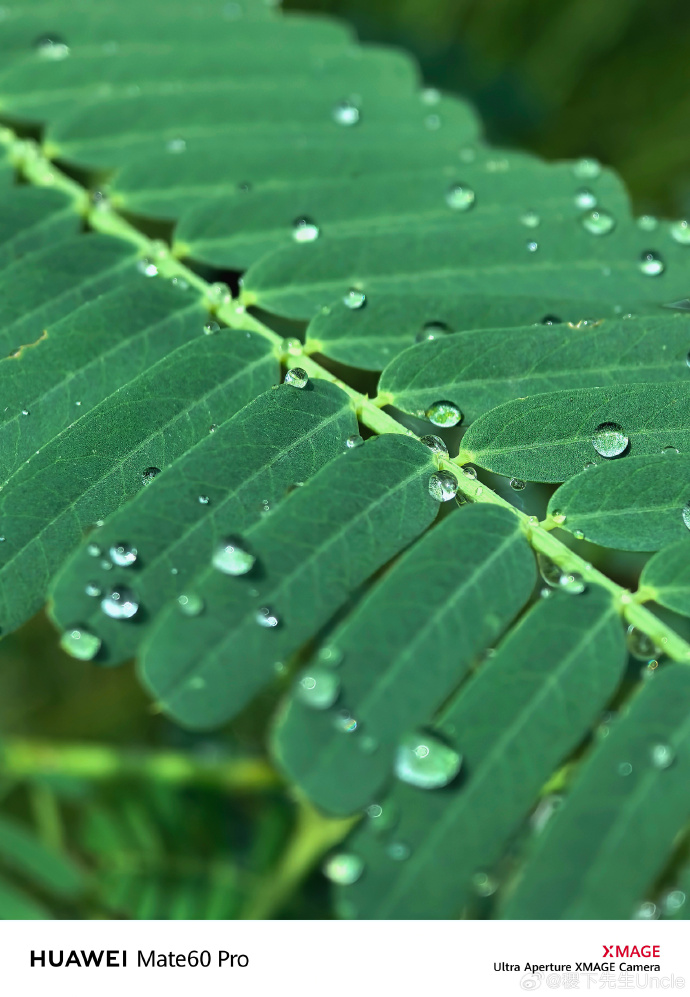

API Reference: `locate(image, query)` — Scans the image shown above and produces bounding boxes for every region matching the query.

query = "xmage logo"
[602,945,660,959]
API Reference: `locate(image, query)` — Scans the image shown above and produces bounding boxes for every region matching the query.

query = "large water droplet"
[101,587,139,620]
[343,288,366,310]
[509,478,526,491]
[670,220,690,245]
[296,668,340,710]
[639,251,665,276]
[573,157,601,179]
[581,208,615,235]
[633,901,659,920]
[394,731,461,789]
[292,217,320,243]
[650,742,675,769]
[425,400,462,427]
[177,593,204,617]
[626,624,661,660]
[575,188,597,210]
[109,542,138,567]
[323,852,364,885]
[141,467,161,486]
[35,34,70,60]
[213,537,255,576]
[429,470,458,502]
[256,606,279,628]
[345,434,364,449]
[60,627,101,660]
[446,184,475,211]
[592,422,628,458]
[284,367,308,389]
[332,100,360,126]
[419,435,449,458]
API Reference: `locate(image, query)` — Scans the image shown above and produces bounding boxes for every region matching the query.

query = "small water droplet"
[203,320,220,335]
[462,465,477,480]
[394,731,461,789]
[198,495,210,505]
[670,220,690,245]
[419,435,449,458]
[661,445,680,455]
[424,113,441,130]
[35,34,70,60]
[141,467,161,486]
[323,852,363,884]
[638,214,659,232]
[550,511,567,525]
[540,586,553,599]
[592,422,629,458]
[446,184,475,211]
[256,606,279,628]
[421,88,441,105]
[101,587,139,620]
[296,668,340,710]
[471,871,498,897]
[683,502,690,531]
[284,367,308,388]
[520,210,540,228]
[333,709,358,733]
[573,529,585,540]
[661,889,686,915]
[416,321,450,342]
[60,627,101,660]
[332,100,360,126]
[509,478,526,491]
[617,761,633,777]
[85,581,101,598]
[166,137,186,154]
[633,901,659,920]
[626,623,661,660]
[280,337,302,359]
[213,537,255,576]
[177,593,204,617]
[542,315,561,326]
[573,157,601,180]
[559,571,586,595]
[207,282,231,308]
[343,288,366,310]
[429,470,458,502]
[526,240,538,253]
[650,742,675,769]
[86,542,101,557]
[136,257,158,277]
[21,409,29,416]
[387,842,411,861]
[345,434,364,449]
[292,217,319,243]
[537,553,563,588]
[581,208,615,235]
[639,251,665,276]
[318,645,343,667]
[425,400,462,428]
[109,543,138,567]
[575,188,597,210]
[366,803,383,819]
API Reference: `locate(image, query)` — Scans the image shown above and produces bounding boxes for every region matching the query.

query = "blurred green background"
[1,0,689,919]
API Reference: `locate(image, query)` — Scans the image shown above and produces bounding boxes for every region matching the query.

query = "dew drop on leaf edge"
[429,470,458,502]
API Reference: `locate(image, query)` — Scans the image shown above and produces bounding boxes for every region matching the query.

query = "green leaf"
[0,183,80,266]
[139,434,440,729]
[502,665,690,919]
[335,586,626,918]
[380,315,690,426]
[0,815,85,898]
[0,875,51,920]
[640,540,690,617]
[0,330,277,634]
[464,383,690,482]
[273,504,536,815]
[547,454,690,551]
[49,380,358,665]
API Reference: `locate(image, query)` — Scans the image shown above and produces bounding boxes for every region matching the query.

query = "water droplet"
[198,495,210,505]
[141,467,161,486]
[638,214,659,232]
[575,188,597,210]
[256,606,279,628]
[292,217,320,243]
[540,586,553,599]
[526,240,538,253]
[421,88,441,105]
[670,220,690,245]
[650,742,675,769]
[284,367,308,389]
[661,445,680,455]
[462,465,477,480]
[419,435,449,458]
[35,34,70,60]
[633,901,659,920]
[661,889,686,915]
[280,337,302,358]
[174,594,202,617]
[296,668,340,710]
[592,422,628,458]
[101,587,139,620]
[446,184,475,211]
[86,542,101,558]
[559,571,586,595]
[203,320,220,335]
[136,257,158,277]
[550,511,566,525]
[209,424,217,434]
[394,731,461,789]
[343,288,366,310]
[387,842,411,861]
[100,560,113,571]
[212,537,255,576]
[639,251,665,276]
[581,208,615,236]
[318,645,343,667]
[166,137,186,154]
[333,710,358,733]
[520,210,540,228]
[471,871,498,897]
[416,321,450,342]
[573,529,585,540]
[617,761,633,777]
[21,409,29,416]
[323,852,363,884]
[366,803,383,819]
[84,582,101,598]
[429,470,458,502]
[573,157,601,180]
[542,315,561,326]
[509,478,526,491]
[683,502,690,531]
[425,400,462,428]
[345,434,364,449]
[424,113,441,130]
[60,627,101,660]
[259,498,271,516]
[625,623,660,660]
[537,553,563,588]
[332,100,360,126]
[109,543,138,567]
[207,282,231,308]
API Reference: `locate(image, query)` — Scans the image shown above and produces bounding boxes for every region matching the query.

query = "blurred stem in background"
[288,0,690,216]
